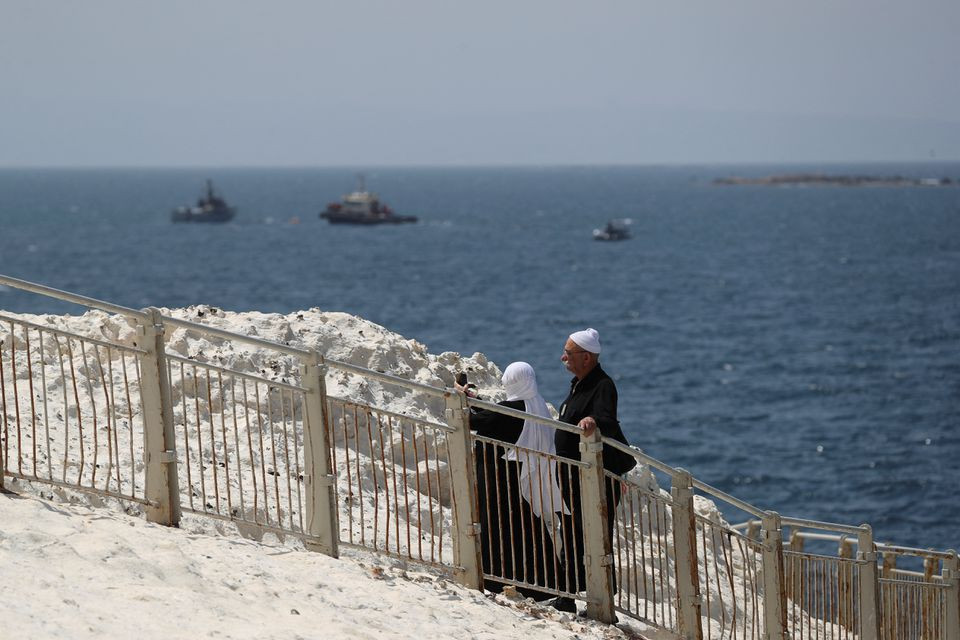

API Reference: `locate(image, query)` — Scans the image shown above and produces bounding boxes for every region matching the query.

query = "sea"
[1,165,958,552]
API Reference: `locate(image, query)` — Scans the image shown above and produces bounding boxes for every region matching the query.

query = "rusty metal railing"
[0,312,151,507]
[325,395,456,567]
[610,468,680,632]
[473,436,576,600]
[2,273,959,640]
[166,354,311,542]
[878,545,956,640]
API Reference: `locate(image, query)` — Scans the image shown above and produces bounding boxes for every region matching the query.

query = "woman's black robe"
[470,399,558,600]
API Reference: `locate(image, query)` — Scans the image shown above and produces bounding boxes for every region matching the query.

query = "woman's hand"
[454,381,478,398]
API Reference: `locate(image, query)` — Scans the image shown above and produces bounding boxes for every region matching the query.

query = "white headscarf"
[501,362,569,518]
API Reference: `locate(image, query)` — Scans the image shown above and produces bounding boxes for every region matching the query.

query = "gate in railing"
[1,273,958,640]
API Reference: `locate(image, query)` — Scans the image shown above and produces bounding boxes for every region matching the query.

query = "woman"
[459,362,567,600]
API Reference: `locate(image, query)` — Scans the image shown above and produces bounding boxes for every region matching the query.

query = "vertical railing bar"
[205,367,221,515]
[265,384,282,526]
[504,449,520,583]
[228,375,245,519]
[276,387,291,530]
[722,532,738,640]
[562,461,574,596]
[106,346,122,494]
[641,494,652,620]
[436,430,448,565]
[180,362,194,511]
[9,321,23,475]
[66,336,84,484]
[39,328,53,482]
[411,422,423,561]
[400,419,412,559]
[627,489,640,616]
[535,450,550,590]
[422,426,436,564]
[286,389,302,533]
[339,403,353,544]
[217,371,233,519]
[24,328,38,477]
[733,536,750,640]
[253,381,272,527]
[192,364,207,511]
[702,521,712,640]
[375,410,389,552]
[0,323,10,475]
[55,334,69,484]
[614,481,627,611]
[262,382,283,527]
[493,443,507,578]
[712,526,727,636]
[0,324,8,476]
[521,449,535,585]
[324,398,338,515]
[353,408,366,548]
[547,458,562,602]
[124,350,137,495]
[10,322,24,475]
[353,405,368,546]
[79,340,100,488]
[535,450,550,587]
[93,344,114,493]
[240,378,260,525]
[387,414,401,555]
[660,495,673,628]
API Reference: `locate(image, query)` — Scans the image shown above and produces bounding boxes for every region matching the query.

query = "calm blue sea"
[1,165,958,551]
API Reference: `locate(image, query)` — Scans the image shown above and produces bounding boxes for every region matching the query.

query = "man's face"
[561,338,591,378]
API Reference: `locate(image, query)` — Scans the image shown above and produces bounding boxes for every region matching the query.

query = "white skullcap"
[569,328,601,354]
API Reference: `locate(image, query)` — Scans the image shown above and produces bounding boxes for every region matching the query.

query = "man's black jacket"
[554,364,637,475]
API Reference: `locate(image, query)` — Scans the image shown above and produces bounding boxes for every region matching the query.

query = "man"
[550,328,636,614]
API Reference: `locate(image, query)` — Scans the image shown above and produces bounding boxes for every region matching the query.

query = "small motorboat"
[171,180,236,223]
[319,175,417,225]
[593,218,632,241]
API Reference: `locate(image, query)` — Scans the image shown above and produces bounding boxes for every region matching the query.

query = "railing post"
[444,391,483,590]
[944,551,960,640]
[761,511,787,640]
[301,351,339,558]
[838,536,855,630]
[670,469,703,640]
[137,308,181,526]
[857,525,881,640]
[578,428,615,624]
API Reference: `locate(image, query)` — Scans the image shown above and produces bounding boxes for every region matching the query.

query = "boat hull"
[320,212,417,225]
[171,207,236,223]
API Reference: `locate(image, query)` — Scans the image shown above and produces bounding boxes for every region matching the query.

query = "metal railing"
[1,273,958,640]
[0,312,150,507]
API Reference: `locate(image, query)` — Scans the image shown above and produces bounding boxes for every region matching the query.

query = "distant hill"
[714,173,956,187]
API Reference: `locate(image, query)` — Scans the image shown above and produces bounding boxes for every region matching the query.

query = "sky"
[2,0,959,167]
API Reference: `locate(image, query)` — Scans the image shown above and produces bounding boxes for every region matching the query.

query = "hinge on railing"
[585,553,614,567]
[304,474,335,487]
[579,441,603,454]
[466,522,482,537]
[148,450,177,464]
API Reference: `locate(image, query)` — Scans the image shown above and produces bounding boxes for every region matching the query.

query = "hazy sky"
[2,0,959,167]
